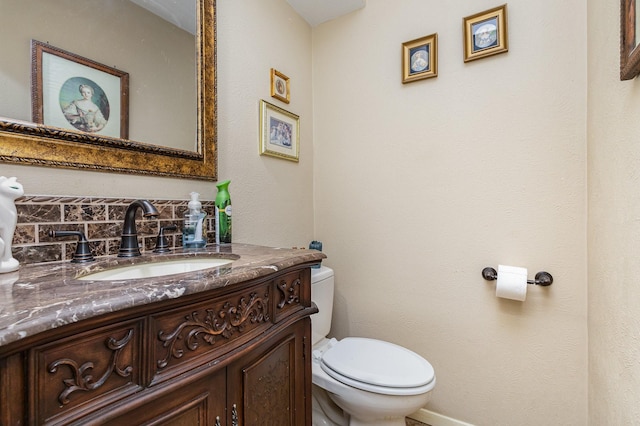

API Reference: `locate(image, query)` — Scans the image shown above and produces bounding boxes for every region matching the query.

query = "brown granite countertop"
[0,244,325,348]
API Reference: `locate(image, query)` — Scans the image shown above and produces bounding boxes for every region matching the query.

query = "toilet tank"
[310,266,334,345]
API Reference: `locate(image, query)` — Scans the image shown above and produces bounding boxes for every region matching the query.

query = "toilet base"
[313,384,414,426]
[312,385,348,426]
[347,417,406,426]
[327,385,431,426]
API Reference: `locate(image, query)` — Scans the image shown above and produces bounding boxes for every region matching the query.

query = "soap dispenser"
[183,192,207,249]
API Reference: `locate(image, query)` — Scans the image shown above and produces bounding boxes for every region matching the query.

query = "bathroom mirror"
[0,0,217,181]
[621,0,640,80]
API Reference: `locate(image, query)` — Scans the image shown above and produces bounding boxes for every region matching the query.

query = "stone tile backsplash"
[12,196,215,264]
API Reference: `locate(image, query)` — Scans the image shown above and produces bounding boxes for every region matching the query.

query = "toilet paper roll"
[496,265,527,301]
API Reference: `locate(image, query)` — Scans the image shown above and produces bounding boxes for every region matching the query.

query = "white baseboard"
[408,408,475,426]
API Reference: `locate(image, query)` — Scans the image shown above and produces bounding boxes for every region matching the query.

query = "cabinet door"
[98,373,226,426]
[227,320,310,426]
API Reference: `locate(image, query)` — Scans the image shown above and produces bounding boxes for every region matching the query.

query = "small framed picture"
[402,33,438,84]
[270,68,290,104]
[31,40,129,139]
[463,4,509,62]
[259,100,299,162]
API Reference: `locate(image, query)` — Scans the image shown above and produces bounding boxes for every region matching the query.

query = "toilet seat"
[319,337,435,396]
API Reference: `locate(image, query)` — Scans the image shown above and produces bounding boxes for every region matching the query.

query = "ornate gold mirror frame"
[0,0,217,181]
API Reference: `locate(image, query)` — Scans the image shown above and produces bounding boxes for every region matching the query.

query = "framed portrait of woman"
[402,33,438,84]
[31,40,129,139]
[270,68,290,104]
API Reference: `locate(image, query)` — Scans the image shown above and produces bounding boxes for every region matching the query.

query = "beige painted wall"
[588,0,640,424]
[312,1,588,424]
[1,0,316,249]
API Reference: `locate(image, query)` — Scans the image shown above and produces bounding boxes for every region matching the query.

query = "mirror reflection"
[0,0,197,152]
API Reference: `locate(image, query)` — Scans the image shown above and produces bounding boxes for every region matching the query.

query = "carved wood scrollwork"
[47,329,134,405]
[157,291,270,369]
[276,276,301,309]
[232,404,238,426]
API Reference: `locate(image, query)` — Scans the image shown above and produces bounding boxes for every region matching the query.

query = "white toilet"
[311,266,436,426]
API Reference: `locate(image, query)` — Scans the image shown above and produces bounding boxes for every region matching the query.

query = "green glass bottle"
[215,180,232,244]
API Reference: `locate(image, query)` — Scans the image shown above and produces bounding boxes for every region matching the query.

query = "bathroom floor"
[406,418,430,426]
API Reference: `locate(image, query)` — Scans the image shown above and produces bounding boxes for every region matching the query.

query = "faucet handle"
[154,225,177,253]
[49,230,95,263]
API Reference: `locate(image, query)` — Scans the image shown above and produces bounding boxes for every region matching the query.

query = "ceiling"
[129,0,197,34]
[130,0,366,32]
[285,0,366,27]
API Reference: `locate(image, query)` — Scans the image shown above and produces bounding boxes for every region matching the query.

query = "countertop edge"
[0,244,326,349]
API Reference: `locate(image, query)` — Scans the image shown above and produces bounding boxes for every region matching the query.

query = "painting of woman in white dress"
[59,78,109,133]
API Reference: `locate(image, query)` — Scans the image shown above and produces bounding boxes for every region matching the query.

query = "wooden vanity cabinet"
[0,266,315,426]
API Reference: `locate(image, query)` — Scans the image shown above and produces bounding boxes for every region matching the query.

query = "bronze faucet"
[118,200,159,257]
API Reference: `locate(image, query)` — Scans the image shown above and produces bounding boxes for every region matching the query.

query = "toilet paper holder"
[481,267,553,286]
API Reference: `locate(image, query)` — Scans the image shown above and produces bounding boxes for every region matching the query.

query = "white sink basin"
[77,257,234,281]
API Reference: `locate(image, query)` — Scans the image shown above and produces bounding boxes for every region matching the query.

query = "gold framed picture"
[270,68,290,103]
[402,33,438,84]
[463,4,509,62]
[259,100,299,162]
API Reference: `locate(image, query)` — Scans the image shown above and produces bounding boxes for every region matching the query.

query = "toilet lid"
[320,337,435,393]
